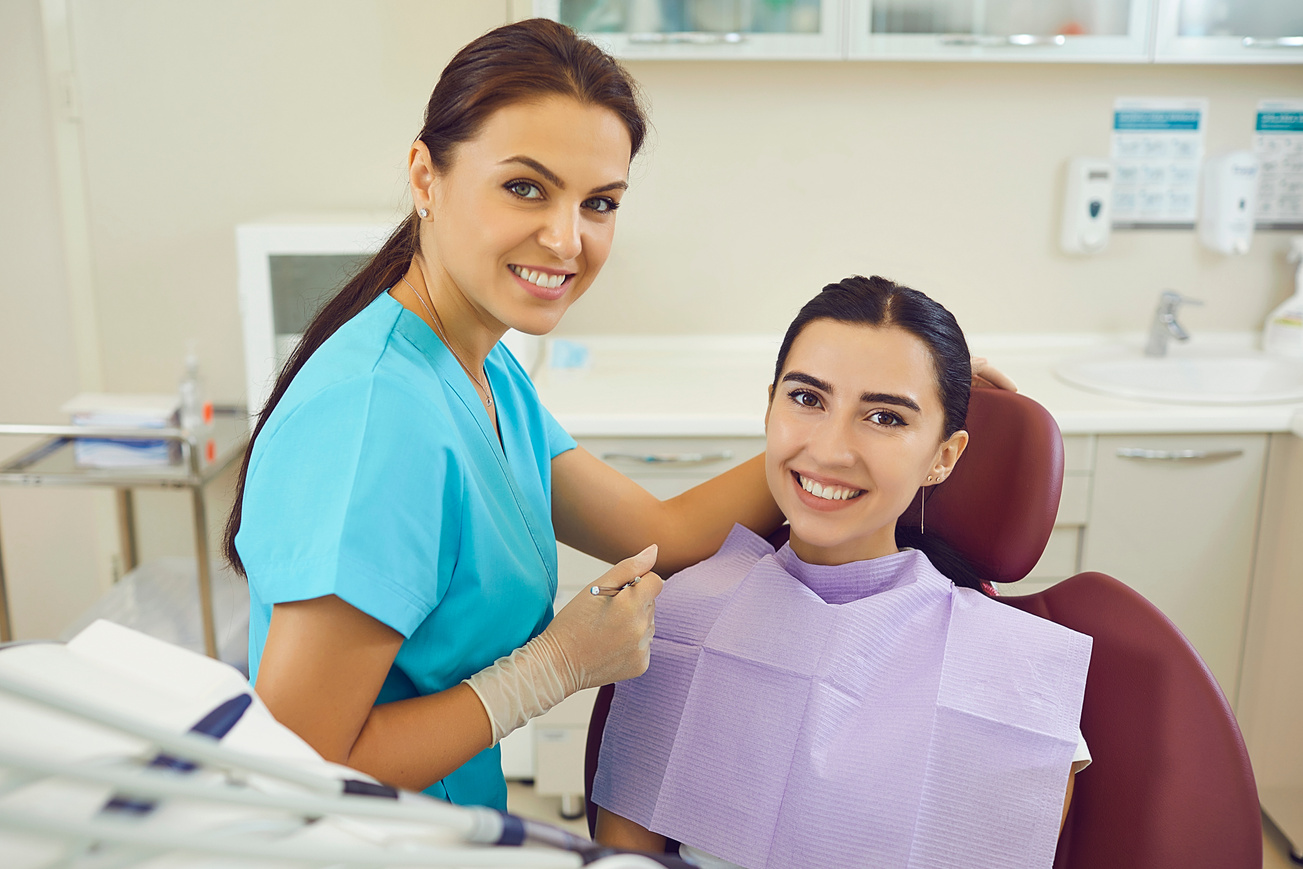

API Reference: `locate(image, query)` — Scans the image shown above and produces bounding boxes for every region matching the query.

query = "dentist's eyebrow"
[500,156,628,194]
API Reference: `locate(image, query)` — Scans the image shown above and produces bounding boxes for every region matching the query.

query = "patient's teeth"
[797,473,864,501]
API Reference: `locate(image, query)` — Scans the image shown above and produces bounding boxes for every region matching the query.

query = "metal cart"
[0,407,250,655]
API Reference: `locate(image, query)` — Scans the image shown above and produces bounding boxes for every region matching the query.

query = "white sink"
[1055,346,1303,405]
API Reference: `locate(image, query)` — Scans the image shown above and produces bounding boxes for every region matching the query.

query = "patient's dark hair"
[223,18,647,575]
[770,275,986,593]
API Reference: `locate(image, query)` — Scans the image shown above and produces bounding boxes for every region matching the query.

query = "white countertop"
[532,333,1303,439]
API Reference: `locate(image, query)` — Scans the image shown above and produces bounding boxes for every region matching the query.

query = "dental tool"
[590,576,641,596]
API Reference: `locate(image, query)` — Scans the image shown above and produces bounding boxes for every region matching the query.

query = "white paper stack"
[60,393,181,468]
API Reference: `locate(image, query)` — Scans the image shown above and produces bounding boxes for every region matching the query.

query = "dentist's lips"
[509,264,573,301]
[791,470,864,512]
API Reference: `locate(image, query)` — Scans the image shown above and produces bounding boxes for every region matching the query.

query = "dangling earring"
[418,207,429,219]
[920,479,929,534]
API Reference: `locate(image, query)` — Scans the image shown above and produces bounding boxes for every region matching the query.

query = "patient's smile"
[794,471,863,502]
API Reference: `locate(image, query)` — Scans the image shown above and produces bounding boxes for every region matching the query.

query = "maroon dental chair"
[583,387,1262,868]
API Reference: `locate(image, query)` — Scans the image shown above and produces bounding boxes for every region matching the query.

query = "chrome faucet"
[1144,290,1203,357]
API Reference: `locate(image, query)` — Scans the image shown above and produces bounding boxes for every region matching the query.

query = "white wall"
[2,0,1301,638]
[0,0,106,640]
[564,59,1301,338]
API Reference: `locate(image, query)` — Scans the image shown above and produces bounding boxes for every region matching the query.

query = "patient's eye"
[868,409,905,427]
[789,389,822,409]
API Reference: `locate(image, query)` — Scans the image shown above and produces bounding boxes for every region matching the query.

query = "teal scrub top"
[236,292,575,811]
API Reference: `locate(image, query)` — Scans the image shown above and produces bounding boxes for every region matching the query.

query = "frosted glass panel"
[559,0,822,34]
[1176,0,1303,38]
[870,0,1133,37]
[268,254,368,336]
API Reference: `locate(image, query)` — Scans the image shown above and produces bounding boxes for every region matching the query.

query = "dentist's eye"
[867,410,905,427]
[583,196,619,213]
[788,389,822,409]
[505,180,543,200]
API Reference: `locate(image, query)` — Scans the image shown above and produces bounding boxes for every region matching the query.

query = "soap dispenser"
[1262,236,1303,357]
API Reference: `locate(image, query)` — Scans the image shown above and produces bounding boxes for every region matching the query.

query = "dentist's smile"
[509,264,573,300]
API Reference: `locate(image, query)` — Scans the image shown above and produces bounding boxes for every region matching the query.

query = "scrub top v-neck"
[236,292,575,810]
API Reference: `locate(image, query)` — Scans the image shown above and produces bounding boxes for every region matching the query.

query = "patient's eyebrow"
[500,155,629,195]
[781,372,920,412]
[781,372,831,392]
[860,391,921,413]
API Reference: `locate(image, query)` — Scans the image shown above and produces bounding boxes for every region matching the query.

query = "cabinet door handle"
[602,450,734,466]
[628,32,746,45]
[1116,447,1244,462]
[938,34,1067,47]
[1242,36,1303,48]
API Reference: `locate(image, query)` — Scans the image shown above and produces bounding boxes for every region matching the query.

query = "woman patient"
[592,276,1092,869]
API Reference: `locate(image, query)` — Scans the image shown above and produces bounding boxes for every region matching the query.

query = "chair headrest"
[898,387,1065,584]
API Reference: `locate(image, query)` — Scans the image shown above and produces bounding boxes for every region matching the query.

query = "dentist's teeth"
[512,265,568,289]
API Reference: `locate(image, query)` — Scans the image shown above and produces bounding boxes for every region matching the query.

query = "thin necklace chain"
[402,275,493,408]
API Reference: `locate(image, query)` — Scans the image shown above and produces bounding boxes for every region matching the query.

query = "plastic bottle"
[178,343,212,432]
[1262,236,1303,357]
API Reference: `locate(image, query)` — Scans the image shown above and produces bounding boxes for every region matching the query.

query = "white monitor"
[236,213,396,416]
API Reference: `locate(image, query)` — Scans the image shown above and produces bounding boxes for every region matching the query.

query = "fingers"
[627,543,657,575]
[971,357,1018,393]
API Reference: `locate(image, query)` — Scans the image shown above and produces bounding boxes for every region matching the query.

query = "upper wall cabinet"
[533,0,844,60]
[537,0,1303,63]
[848,0,1152,62]
[1153,0,1303,63]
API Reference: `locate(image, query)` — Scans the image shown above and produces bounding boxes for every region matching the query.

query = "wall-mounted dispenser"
[1198,151,1259,255]
[1060,158,1113,255]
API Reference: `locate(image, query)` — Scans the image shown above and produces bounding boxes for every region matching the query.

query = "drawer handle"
[938,34,1067,47]
[1116,447,1244,462]
[602,450,734,466]
[1242,36,1303,48]
[629,32,746,45]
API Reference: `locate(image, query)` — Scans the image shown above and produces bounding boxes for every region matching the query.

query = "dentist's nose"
[538,206,582,261]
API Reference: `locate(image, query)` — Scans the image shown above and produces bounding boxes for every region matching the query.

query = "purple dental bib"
[593,525,1091,869]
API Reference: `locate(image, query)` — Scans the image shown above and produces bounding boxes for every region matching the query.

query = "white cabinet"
[848,0,1152,62]
[522,435,764,803]
[535,0,1303,62]
[534,0,843,60]
[1153,0,1303,63]
[1085,434,1267,703]
[1000,431,1269,705]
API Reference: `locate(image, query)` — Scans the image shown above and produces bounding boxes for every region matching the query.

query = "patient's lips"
[792,470,864,509]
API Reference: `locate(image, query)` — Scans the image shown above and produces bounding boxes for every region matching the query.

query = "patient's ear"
[763,384,775,430]
[931,429,969,481]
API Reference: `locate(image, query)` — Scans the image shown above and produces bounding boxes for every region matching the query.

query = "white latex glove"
[465,544,663,744]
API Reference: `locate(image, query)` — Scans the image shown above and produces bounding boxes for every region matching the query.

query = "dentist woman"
[224,18,782,813]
